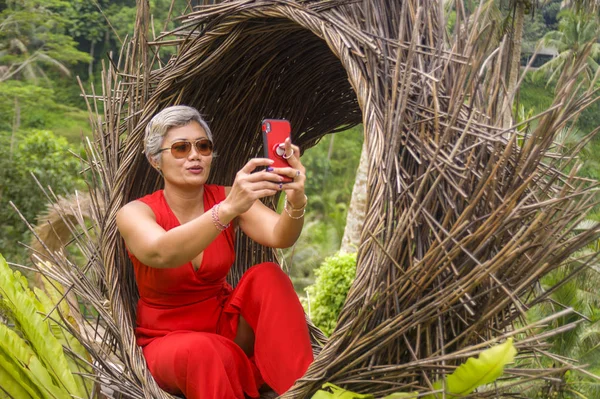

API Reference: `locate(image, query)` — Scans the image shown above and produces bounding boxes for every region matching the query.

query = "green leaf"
[311,383,375,399]
[424,339,517,399]
[0,361,35,399]
[0,255,79,396]
[35,285,93,397]
[381,394,419,398]
[0,323,65,399]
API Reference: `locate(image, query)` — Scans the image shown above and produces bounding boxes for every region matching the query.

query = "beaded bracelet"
[284,194,307,219]
[211,203,230,231]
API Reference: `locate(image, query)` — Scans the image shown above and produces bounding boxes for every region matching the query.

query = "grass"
[517,76,556,114]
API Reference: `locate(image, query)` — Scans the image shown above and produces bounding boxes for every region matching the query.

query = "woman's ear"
[150,160,161,172]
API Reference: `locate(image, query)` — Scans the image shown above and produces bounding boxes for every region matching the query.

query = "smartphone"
[262,119,293,183]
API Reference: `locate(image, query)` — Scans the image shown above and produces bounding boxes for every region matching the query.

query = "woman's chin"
[187,176,208,186]
[166,177,207,189]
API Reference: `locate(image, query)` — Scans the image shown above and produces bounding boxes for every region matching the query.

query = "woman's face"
[158,120,213,188]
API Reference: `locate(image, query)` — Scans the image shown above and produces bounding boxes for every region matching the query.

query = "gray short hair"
[144,105,213,164]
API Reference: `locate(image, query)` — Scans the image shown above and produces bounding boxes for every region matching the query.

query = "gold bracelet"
[285,194,307,210]
[284,200,306,219]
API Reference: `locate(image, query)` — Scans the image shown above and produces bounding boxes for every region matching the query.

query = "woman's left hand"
[271,137,306,208]
[236,137,307,248]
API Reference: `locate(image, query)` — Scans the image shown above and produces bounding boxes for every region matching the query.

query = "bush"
[305,251,357,336]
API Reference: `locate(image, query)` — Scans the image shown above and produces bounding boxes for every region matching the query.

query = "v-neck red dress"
[127,185,314,399]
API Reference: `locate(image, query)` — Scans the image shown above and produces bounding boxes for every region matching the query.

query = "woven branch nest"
[28,0,600,398]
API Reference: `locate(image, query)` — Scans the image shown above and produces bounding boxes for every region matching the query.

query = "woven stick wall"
[31,0,600,398]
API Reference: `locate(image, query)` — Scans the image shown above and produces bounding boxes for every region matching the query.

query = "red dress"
[128,185,314,399]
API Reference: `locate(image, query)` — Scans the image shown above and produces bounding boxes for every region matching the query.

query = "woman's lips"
[187,166,204,174]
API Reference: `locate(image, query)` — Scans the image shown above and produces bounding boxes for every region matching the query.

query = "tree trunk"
[88,40,95,78]
[340,143,368,254]
[327,134,335,161]
[2,97,20,203]
[503,0,526,128]
[10,96,20,160]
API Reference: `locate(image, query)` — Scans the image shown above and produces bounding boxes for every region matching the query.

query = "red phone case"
[262,119,293,183]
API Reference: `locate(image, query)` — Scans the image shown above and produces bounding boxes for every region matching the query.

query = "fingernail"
[278,183,283,190]
[267,167,273,172]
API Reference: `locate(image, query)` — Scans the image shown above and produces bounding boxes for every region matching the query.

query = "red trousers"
[142,263,314,398]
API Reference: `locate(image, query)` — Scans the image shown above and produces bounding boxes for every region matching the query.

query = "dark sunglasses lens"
[195,140,213,155]
[171,142,191,158]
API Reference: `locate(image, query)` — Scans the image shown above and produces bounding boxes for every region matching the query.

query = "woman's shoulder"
[117,191,162,220]
[116,199,156,231]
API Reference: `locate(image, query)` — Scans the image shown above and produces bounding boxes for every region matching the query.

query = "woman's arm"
[116,199,232,269]
[234,198,306,248]
[235,139,307,248]
[117,158,282,268]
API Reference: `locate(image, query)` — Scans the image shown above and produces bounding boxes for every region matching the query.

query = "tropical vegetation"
[1,0,600,396]
[0,254,93,398]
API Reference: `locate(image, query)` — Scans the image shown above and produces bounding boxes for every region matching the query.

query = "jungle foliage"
[0,130,84,265]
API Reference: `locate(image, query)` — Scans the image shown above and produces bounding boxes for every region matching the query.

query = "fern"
[311,383,375,398]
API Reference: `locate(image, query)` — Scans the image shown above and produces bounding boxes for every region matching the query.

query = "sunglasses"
[156,138,213,158]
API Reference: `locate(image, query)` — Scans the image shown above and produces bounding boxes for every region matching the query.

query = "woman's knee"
[248,262,290,284]
[172,333,218,362]
[144,333,221,391]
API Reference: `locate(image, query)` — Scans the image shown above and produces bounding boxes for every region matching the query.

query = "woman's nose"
[187,143,201,159]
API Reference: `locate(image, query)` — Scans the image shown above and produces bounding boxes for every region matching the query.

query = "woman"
[116,105,314,399]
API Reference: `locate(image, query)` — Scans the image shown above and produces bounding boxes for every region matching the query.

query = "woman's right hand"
[220,158,284,217]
